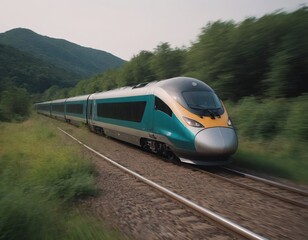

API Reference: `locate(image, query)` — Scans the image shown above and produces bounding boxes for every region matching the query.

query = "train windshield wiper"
[188,104,219,119]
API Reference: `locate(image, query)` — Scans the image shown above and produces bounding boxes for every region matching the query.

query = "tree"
[0,86,31,122]
[184,21,236,98]
[150,42,185,79]
[263,7,308,97]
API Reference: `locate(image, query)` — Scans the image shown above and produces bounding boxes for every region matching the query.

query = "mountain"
[0,28,125,78]
[0,43,79,93]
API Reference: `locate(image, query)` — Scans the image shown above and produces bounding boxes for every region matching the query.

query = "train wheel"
[94,126,105,136]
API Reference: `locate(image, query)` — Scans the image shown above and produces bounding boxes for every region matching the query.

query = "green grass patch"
[231,138,307,182]
[0,116,121,239]
[226,96,308,184]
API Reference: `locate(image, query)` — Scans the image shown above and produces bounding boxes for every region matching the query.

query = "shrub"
[0,86,31,122]
[228,97,289,140]
[283,94,308,141]
[0,185,61,240]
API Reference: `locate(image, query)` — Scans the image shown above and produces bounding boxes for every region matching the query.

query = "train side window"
[66,104,83,114]
[97,101,146,122]
[155,97,172,117]
[52,104,64,113]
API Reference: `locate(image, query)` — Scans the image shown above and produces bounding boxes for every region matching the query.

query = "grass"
[1,109,305,240]
[226,96,308,184]
[0,116,121,240]
[231,137,308,183]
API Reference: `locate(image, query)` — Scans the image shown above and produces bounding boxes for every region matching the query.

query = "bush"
[0,185,61,240]
[0,86,31,122]
[283,94,308,141]
[27,154,97,202]
[226,96,308,183]
[228,97,290,140]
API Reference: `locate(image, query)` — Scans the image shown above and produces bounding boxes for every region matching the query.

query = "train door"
[151,96,173,139]
[86,95,95,126]
[146,95,176,158]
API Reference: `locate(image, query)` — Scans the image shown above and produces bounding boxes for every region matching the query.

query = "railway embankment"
[55,116,307,239]
[1,115,307,239]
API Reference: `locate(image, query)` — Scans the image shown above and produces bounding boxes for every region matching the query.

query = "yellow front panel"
[173,101,229,128]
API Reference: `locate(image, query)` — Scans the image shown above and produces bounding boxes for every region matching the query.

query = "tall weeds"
[0,117,119,239]
[226,95,308,183]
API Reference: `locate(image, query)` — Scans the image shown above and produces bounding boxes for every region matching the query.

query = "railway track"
[58,127,266,240]
[51,117,307,240]
[194,166,308,209]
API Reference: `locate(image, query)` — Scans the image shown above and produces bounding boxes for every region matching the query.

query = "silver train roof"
[90,77,213,100]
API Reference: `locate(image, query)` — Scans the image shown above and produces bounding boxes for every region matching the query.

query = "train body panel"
[36,101,52,116]
[65,95,90,124]
[35,77,238,165]
[50,99,66,120]
[91,94,153,145]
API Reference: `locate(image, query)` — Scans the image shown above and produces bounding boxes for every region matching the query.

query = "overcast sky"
[1,0,306,60]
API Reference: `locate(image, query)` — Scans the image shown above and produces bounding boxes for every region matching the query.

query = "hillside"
[0,44,79,93]
[0,28,125,78]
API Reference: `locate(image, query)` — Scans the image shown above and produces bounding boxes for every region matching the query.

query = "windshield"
[182,91,224,117]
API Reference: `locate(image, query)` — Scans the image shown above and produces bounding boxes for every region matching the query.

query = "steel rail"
[58,127,267,240]
[223,167,308,196]
[198,168,308,208]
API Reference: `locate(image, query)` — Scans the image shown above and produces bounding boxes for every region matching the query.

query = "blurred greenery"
[0,118,121,239]
[67,7,307,100]
[0,86,31,122]
[225,95,308,183]
[0,44,79,94]
[0,28,125,83]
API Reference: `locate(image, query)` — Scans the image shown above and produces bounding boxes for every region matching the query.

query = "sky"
[1,0,307,60]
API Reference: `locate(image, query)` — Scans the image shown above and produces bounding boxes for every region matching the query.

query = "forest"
[69,7,307,100]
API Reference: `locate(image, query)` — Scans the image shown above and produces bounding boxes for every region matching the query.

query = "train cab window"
[155,97,172,117]
[182,91,224,116]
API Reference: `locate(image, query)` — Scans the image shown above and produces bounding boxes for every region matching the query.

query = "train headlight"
[183,117,204,128]
[228,118,232,126]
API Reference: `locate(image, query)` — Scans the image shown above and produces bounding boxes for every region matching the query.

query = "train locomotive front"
[152,77,238,165]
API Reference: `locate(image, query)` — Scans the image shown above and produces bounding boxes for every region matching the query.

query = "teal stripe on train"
[94,95,196,151]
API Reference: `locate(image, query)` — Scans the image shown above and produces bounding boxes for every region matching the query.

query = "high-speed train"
[36,77,238,165]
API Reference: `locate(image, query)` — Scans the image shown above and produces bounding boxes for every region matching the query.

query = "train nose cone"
[195,127,238,156]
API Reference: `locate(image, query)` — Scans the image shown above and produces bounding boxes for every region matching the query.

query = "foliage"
[0,28,125,79]
[0,86,31,122]
[184,20,236,95]
[184,7,308,100]
[117,50,156,87]
[0,185,61,240]
[225,96,308,182]
[0,117,120,239]
[150,43,186,79]
[227,95,308,142]
[0,44,79,94]
[63,7,307,101]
